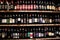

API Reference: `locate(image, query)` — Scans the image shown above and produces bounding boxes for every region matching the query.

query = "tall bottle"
[1,0,4,10]
[44,1,47,10]
[47,1,50,11]
[4,0,8,10]
[0,0,1,10]
[58,3,60,11]
[39,1,41,10]
[32,14,35,23]
[21,14,24,23]
[51,2,55,11]
[17,14,21,23]
[49,1,52,11]
[9,0,14,10]
[41,1,44,10]
[28,14,32,23]
[34,14,38,23]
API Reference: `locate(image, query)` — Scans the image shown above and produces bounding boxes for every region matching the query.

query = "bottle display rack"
[0,26,60,39]
[0,0,60,40]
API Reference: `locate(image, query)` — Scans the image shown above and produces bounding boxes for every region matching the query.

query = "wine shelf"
[0,10,60,13]
[0,0,60,39]
[0,38,60,40]
[0,24,60,26]
[0,38,60,39]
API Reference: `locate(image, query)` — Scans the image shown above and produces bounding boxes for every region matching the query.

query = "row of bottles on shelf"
[0,26,60,39]
[0,0,60,11]
[0,13,60,24]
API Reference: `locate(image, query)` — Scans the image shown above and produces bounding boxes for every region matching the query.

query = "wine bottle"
[47,1,50,11]
[49,1,52,11]
[43,1,46,10]
[21,14,24,23]
[35,0,38,10]
[28,14,32,23]
[17,14,21,23]
[0,0,1,10]
[51,2,55,11]
[1,0,4,10]
[41,1,44,10]
[17,0,20,10]
[32,14,35,23]
[4,0,8,10]
[34,14,38,23]
[23,14,27,24]
[9,0,14,10]
[58,3,60,11]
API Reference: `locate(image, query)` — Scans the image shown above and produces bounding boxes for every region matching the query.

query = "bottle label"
[18,18,21,21]
[34,18,38,22]
[47,5,50,9]
[29,19,32,23]
[2,19,7,23]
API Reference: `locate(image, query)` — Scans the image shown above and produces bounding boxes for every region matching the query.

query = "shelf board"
[1,38,60,40]
[36,38,60,39]
[0,24,60,26]
[0,10,60,13]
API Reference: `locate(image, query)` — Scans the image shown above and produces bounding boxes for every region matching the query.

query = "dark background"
[2,0,60,4]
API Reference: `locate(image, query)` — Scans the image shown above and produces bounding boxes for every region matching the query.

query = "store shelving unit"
[0,0,60,40]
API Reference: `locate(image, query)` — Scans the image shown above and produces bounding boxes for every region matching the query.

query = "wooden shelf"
[0,24,60,26]
[1,38,60,40]
[0,10,60,13]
